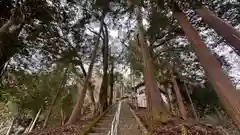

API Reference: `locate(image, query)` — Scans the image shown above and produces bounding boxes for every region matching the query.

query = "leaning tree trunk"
[68,38,97,110]
[60,108,65,125]
[99,23,109,113]
[78,56,96,114]
[24,119,33,133]
[173,4,240,128]
[6,117,15,135]
[29,107,42,132]
[42,68,68,128]
[170,73,187,120]
[66,14,105,125]
[160,84,171,114]
[109,58,114,105]
[195,7,240,55]
[135,5,168,122]
[184,81,198,120]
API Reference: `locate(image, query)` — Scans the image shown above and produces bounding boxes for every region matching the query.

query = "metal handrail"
[109,100,122,135]
[109,113,116,135]
[81,103,116,135]
[128,104,151,135]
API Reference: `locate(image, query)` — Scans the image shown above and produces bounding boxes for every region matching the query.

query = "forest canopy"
[0,0,240,134]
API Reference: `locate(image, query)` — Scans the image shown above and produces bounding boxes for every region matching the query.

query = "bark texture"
[135,6,168,121]
[99,22,109,113]
[173,4,240,128]
[109,58,114,105]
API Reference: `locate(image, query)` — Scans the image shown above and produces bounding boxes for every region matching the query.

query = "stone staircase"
[87,105,117,135]
[118,102,143,135]
[85,100,143,135]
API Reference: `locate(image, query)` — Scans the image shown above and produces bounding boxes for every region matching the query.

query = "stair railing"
[109,100,122,135]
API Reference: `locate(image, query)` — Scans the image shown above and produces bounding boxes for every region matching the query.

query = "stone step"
[121,115,133,117]
[120,117,134,119]
[91,127,109,133]
[100,117,114,120]
[105,114,114,117]
[120,119,134,121]
[86,105,119,135]
[95,123,111,128]
[98,119,112,124]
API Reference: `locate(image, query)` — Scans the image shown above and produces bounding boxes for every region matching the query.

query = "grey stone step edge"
[127,104,151,135]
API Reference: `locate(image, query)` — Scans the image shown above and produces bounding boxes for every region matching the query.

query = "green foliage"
[147,8,170,40]
[24,0,57,23]
[125,39,144,77]
[0,0,239,131]
[191,82,220,116]
[0,66,66,116]
[60,92,74,118]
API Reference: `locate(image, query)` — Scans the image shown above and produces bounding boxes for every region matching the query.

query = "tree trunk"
[99,22,109,113]
[78,56,96,114]
[89,86,96,114]
[80,59,96,109]
[0,0,22,37]
[0,2,24,76]
[24,119,34,133]
[0,22,24,76]
[60,108,64,125]
[184,81,198,120]
[171,73,187,120]
[135,6,168,121]
[173,4,240,128]
[167,86,175,115]
[66,14,105,125]
[29,107,42,132]
[161,85,171,113]
[195,7,240,55]
[0,20,13,37]
[6,117,15,135]
[42,68,68,129]
[131,69,138,109]
[109,58,114,105]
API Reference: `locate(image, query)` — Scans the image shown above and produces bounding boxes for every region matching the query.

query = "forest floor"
[26,110,97,135]
[26,119,93,135]
[26,102,239,135]
[130,104,236,135]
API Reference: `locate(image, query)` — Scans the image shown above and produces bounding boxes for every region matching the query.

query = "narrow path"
[118,100,143,135]
[87,105,117,135]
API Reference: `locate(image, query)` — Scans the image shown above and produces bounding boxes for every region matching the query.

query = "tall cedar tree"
[195,7,240,55]
[172,3,240,128]
[135,4,169,122]
[99,23,109,113]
